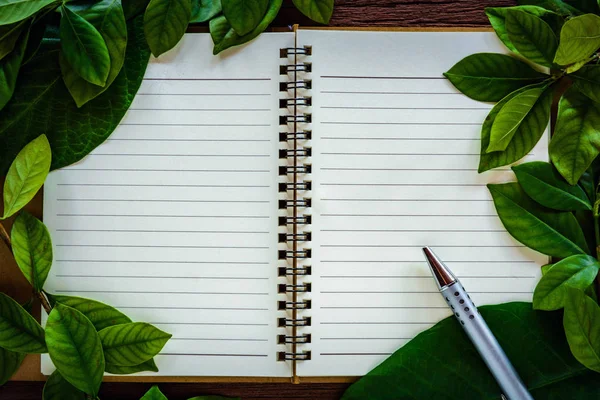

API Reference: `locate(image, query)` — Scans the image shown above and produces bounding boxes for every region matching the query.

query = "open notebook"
[42,28,548,380]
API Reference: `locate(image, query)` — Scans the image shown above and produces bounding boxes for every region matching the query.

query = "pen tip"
[422,246,456,289]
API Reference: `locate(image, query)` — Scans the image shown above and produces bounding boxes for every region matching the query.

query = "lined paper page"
[42,33,293,377]
[296,30,549,376]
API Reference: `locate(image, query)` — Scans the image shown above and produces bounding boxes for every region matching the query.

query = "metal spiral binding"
[277,45,312,364]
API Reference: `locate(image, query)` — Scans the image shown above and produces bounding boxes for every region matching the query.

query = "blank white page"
[42,33,293,377]
[296,30,549,377]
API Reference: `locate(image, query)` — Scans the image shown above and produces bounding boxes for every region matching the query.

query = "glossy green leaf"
[512,161,592,210]
[554,14,600,66]
[533,254,599,310]
[45,304,104,396]
[212,0,282,54]
[123,0,150,19]
[209,15,230,44]
[42,370,86,400]
[505,9,557,66]
[563,288,600,372]
[0,0,57,25]
[0,16,150,175]
[0,292,46,353]
[0,23,28,110]
[550,87,600,185]
[444,53,547,102]
[0,20,27,61]
[59,5,110,86]
[141,385,168,400]
[571,65,600,103]
[222,0,268,36]
[342,302,591,399]
[488,182,589,257]
[486,6,562,53]
[292,0,333,24]
[61,0,128,107]
[517,0,582,16]
[105,358,159,374]
[190,0,221,23]
[99,322,171,366]
[478,84,551,172]
[488,85,547,152]
[2,134,51,219]
[144,0,191,57]
[47,294,131,331]
[11,211,53,291]
[0,346,25,386]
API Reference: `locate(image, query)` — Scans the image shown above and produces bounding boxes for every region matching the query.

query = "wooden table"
[1,0,514,398]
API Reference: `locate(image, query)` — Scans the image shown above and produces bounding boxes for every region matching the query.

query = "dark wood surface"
[1,0,515,398]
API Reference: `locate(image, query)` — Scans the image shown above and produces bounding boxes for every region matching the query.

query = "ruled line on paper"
[55,244,270,249]
[136,93,271,96]
[55,290,269,295]
[158,353,269,357]
[320,75,447,80]
[320,106,490,110]
[56,184,270,188]
[57,276,269,281]
[320,91,463,95]
[143,77,272,81]
[57,199,270,203]
[56,229,270,233]
[55,260,269,264]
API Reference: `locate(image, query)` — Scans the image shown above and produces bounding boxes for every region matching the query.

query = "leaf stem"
[36,291,52,315]
[0,222,11,251]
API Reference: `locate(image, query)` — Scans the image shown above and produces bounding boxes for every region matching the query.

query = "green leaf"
[563,288,600,372]
[0,292,46,353]
[61,0,128,107]
[488,182,589,257]
[144,0,191,57]
[0,15,150,175]
[571,65,600,103]
[0,20,27,61]
[209,15,230,44]
[486,6,562,53]
[554,14,600,66]
[342,302,590,399]
[59,5,111,86]
[517,0,582,16]
[0,0,57,25]
[141,385,168,400]
[2,134,51,220]
[123,0,150,20]
[47,294,132,331]
[105,358,159,374]
[45,304,104,396]
[478,83,551,172]
[533,254,600,310]
[505,9,558,66]
[11,211,53,291]
[550,87,600,185]
[488,85,547,152]
[512,161,592,211]
[42,370,86,400]
[222,0,268,36]
[444,53,547,102]
[292,0,333,24]
[190,0,221,23]
[99,322,171,366]
[0,346,25,386]
[212,0,282,54]
[0,22,29,110]
[567,0,600,13]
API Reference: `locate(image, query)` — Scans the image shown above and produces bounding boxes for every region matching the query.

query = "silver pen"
[422,247,533,400]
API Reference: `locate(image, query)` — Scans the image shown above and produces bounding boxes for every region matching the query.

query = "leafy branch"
[0,135,171,397]
[0,0,334,176]
[446,0,600,375]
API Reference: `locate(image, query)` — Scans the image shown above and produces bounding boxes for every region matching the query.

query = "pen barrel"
[440,283,533,400]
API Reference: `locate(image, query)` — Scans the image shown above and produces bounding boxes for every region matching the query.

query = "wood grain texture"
[2,0,515,398]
